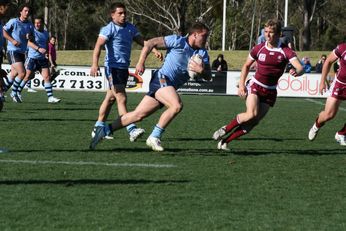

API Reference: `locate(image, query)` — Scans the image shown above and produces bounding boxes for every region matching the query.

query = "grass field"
[0,91,346,230]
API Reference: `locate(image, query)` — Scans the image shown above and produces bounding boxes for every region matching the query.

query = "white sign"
[226,71,326,98]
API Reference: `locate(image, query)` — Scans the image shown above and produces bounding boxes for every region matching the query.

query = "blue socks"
[126,123,137,134]
[150,124,165,138]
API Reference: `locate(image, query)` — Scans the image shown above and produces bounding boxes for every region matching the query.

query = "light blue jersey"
[99,21,139,69]
[159,35,209,87]
[27,28,49,60]
[0,23,3,50]
[3,18,34,53]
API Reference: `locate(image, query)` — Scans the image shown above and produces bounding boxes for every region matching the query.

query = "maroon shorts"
[330,80,346,100]
[247,81,277,107]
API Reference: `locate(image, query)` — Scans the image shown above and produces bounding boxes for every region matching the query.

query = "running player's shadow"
[159,148,345,156]
[8,147,154,153]
[0,179,190,186]
[170,137,213,141]
[239,137,303,141]
[168,137,303,142]
[232,148,345,156]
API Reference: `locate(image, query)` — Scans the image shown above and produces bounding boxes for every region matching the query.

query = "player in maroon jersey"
[308,43,346,146]
[212,19,304,151]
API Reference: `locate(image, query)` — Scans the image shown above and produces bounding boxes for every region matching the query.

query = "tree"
[123,0,215,35]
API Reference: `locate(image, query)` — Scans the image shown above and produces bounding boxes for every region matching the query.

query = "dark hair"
[50,36,56,40]
[110,2,126,13]
[188,22,209,35]
[264,19,282,35]
[18,3,30,15]
[0,0,10,6]
[34,16,44,22]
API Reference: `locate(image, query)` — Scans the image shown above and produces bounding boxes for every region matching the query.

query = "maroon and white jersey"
[250,41,297,87]
[333,43,346,84]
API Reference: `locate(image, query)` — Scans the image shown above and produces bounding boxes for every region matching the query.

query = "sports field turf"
[0,91,345,230]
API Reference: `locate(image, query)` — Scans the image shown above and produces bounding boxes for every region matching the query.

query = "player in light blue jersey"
[90,22,211,151]
[0,0,10,111]
[16,17,60,103]
[2,3,34,103]
[0,0,10,154]
[89,2,162,142]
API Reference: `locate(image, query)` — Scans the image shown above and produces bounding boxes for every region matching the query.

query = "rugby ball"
[188,54,203,79]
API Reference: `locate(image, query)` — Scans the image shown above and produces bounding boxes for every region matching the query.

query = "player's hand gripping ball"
[188,54,203,79]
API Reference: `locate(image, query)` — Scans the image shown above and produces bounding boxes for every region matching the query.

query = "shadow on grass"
[6,147,346,156]
[7,147,156,154]
[230,148,346,156]
[0,118,95,122]
[7,107,96,111]
[0,179,189,186]
[150,148,346,156]
[168,137,303,142]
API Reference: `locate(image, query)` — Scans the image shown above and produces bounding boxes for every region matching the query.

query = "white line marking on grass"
[0,159,176,168]
[305,98,346,112]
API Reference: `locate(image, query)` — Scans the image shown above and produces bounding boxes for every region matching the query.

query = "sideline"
[305,98,346,112]
[0,159,176,168]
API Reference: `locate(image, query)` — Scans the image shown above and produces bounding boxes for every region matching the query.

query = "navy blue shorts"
[147,70,175,98]
[104,67,129,89]
[7,51,25,64]
[25,57,49,71]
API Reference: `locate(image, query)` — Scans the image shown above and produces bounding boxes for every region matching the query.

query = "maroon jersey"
[250,41,297,87]
[333,43,346,84]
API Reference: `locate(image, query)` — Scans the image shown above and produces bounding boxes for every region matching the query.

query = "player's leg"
[97,90,115,123]
[17,69,32,94]
[90,95,160,150]
[222,102,270,144]
[308,96,341,141]
[2,51,17,92]
[109,68,145,142]
[0,69,7,102]
[213,93,260,141]
[9,52,26,102]
[91,67,118,141]
[92,90,115,139]
[111,86,146,141]
[17,57,33,95]
[218,100,270,151]
[115,95,161,128]
[335,123,346,146]
[10,61,26,103]
[40,67,60,103]
[26,80,37,92]
[144,86,182,151]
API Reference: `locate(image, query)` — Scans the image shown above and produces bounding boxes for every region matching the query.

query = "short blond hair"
[264,19,282,35]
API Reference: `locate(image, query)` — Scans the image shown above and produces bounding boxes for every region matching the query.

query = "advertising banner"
[1,64,327,98]
[178,71,227,95]
[226,71,326,98]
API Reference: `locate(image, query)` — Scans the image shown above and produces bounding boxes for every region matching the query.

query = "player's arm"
[134,35,163,62]
[27,40,46,54]
[90,36,106,77]
[201,63,212,81]
[189,57,212,81]
[289,58,304,77]
[238,56,255,98]
[2,28,19,47]
[136,36,165,75]
[319,51,338,94]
